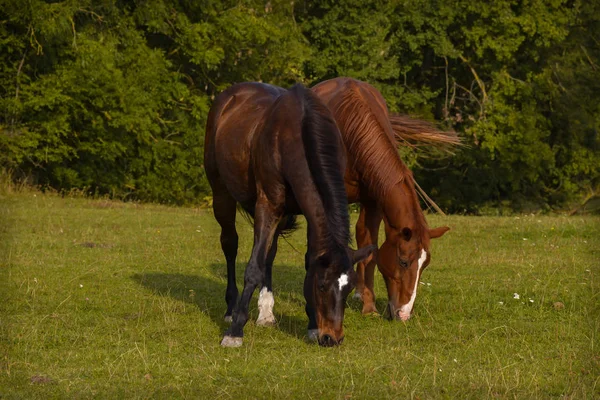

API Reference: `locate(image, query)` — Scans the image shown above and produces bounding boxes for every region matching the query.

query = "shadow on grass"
[131,262,309,341]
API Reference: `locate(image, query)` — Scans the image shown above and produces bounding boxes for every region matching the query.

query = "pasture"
[1,192,598,398]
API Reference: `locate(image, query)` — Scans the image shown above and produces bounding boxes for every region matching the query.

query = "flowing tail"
[389,115,460,215]
[389,114,462,152]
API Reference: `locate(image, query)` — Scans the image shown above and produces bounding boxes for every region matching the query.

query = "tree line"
[1,0,598,212]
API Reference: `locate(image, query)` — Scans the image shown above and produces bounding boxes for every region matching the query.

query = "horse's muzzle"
[387,302,411,321]
[318,334,344,347]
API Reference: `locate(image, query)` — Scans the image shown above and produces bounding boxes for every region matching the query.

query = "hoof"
[362,305,379,315]
[307,329,319,342]
[221,335,243,347]
[256,316,276,327]
[224,315,233,323]
[364,310,381,317]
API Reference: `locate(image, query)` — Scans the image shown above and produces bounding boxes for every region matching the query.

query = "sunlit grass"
[1,192,598,398]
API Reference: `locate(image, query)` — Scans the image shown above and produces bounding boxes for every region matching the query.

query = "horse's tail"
[389,114,462,152]
[293,84,350,246]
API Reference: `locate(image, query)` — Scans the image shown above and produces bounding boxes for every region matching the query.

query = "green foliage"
[381,0,599,212]
[0,0,598,210]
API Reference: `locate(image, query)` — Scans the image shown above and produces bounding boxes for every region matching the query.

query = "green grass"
[1,191,598,398]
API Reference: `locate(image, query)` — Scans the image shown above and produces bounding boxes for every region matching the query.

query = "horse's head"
[304,245,375,346]
[378,225,449,321]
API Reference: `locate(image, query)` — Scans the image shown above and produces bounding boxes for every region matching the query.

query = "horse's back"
[206,82,284,155]
[312,78,387,112]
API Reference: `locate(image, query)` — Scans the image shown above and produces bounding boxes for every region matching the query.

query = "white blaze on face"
[338,273,349,291]
[418,249,427,269]
[398,249,427,321]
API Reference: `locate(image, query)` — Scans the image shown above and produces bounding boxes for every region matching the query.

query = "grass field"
[1,191,598,398]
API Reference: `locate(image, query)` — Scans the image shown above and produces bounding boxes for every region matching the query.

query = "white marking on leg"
[256,287,276,326]
[338,273,349,291]
[398,249,427,321]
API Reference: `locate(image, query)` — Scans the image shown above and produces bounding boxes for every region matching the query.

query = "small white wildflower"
[34,278,38,283]
[453,359,458,363]
[529,299,534,303]
[196,230,201,232]
[513,293,520,300]
[498,301,504,305]
[522,238,528,241]
[426,283,431,286]
[419,282,425,285]
[79,284,83,288]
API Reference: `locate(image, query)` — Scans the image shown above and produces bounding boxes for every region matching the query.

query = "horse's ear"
[349,244,377,264]
[429,226,450,239]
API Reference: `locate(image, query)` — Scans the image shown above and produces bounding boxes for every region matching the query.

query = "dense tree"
[1,0,598,211]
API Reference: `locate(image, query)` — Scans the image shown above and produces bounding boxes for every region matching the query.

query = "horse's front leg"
[221,200,281,347]
[355,203,382,315]
[304,251,319,342]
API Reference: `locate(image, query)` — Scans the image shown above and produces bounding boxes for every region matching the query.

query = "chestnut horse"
[204,83,374,347]
[312,78,451,321]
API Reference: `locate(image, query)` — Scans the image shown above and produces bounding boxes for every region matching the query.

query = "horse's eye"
[398,258,409,268]
[319,283,326,292]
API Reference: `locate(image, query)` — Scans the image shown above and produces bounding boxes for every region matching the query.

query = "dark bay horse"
[312,78,451,321]
[204,83,374,347]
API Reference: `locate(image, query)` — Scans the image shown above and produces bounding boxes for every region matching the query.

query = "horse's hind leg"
[222,199,282,347]
[212,185,239,322]
[256,232,278,326]
[256,215,293,326]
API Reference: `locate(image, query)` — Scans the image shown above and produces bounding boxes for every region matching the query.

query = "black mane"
[294,84,350,252]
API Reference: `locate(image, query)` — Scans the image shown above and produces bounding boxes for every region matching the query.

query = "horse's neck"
[305,209,331,256]
[292,182,329,256]
[382,181,423,232]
